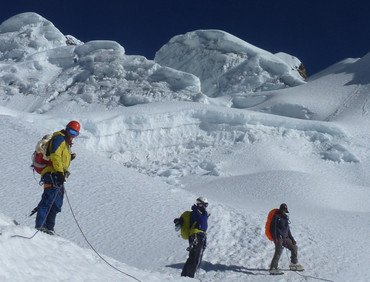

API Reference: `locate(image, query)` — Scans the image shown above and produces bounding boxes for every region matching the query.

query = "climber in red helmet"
[35,120,80,235]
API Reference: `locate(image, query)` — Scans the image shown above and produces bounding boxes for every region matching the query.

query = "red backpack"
[265,208,279,241]
[31,134,53,174]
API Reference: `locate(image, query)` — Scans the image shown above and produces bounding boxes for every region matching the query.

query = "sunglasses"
[68,128,79,137]
[197,202,208,207]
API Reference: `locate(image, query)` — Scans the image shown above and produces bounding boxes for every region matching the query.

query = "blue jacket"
[190,204,209,233]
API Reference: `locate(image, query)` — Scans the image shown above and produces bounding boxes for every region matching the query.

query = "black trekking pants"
[270,237,298,269]
[181,233,206,278]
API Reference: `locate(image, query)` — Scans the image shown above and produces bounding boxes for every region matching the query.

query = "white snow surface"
[0,12,67,61]
[0,13,205,113]
[155,30,305,97]
[0,12,370,282]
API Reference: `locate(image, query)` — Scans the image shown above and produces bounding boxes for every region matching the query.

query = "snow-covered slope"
[1,12,370,282]
[155,30,305,97]
[0,213,180,282]
[80,101,358,184]
[1,104,370,282]
[245,51,370,134]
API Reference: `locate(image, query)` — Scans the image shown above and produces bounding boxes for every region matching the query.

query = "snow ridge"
[0,12,67,61]
[82,103,357,184]
[155,30,305,97]
[0,13,204,112]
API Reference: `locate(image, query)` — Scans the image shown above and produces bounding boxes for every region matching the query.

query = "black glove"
[54,172,65,185]
[71,153,76,161]
[174,218,183,226]
[292,239,297,245]
[29,207,38,217]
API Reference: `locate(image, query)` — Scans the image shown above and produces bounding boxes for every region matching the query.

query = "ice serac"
[0,12,67,61]
[155,30,305,97]
[0,13,204,112]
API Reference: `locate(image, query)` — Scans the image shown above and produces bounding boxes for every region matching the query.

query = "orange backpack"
[265,208,279,241]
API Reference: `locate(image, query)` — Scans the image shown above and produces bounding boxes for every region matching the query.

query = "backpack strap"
[46,133,65,156]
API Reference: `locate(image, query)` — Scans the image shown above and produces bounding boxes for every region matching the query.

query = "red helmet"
[66,120,80,132]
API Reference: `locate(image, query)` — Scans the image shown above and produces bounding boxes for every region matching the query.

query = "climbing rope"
[285,249,334,282]
[64,189,142,282]
[11,179,141,282]
[11,183,62,239]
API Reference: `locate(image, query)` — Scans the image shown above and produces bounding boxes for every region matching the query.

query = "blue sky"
[1,0,370,75]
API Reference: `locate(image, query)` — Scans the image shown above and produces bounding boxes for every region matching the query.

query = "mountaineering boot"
[269,268,284,275]
[289,263,304,271]
[37,227,55,235]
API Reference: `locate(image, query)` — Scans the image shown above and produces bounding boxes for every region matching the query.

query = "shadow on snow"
[166,261,270,276]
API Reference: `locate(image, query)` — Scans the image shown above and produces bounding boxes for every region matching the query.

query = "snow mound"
[263,103,314,119]
[247,51,370,124]
[0,213,178,282]
[0,13,204,112]
[0,42,204,112]
[154,30,305,97]
[188,171,370,213]
[307,58,359,81]
[81,103,357,185]
[343,51,370,85]
[0,12,67,61]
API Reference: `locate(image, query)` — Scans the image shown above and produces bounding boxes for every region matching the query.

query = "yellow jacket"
[41,130,72,175]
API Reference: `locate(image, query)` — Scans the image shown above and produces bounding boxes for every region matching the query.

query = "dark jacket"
[270,211,294,241]
[190,205,209,233]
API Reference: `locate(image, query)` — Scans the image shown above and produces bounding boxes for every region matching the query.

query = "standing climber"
[269,203,304,274]
[180,197,209,278]
[35,120,80,235]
